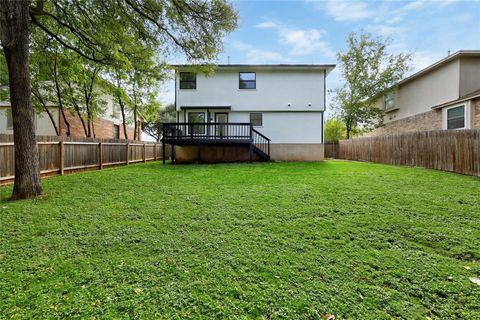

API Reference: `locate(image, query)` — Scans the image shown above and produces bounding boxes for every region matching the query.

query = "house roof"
[180,106,231,110]
[172,64,336,75]
[431,89,480,109]
[397,50,480,87]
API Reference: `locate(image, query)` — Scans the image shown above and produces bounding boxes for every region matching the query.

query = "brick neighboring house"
[366,50,480,136]
[0,92,139,140]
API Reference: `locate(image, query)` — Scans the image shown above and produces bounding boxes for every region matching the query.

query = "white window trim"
[442,101,471,130]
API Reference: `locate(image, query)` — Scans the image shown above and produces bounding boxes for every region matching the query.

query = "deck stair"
[161,122,271,163]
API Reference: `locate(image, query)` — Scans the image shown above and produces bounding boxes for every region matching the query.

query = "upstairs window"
[446,105,465,129]
[239,72,256,89]
[179,72,196,89]
[384,91,395,110]
[250,112,263,127]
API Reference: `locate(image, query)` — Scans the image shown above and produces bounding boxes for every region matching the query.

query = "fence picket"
[324,129,480,176]
[0,135,168,184]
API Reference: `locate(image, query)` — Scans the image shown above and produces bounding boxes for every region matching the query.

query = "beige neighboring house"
[367,50,480,136]
[0,92,138,139]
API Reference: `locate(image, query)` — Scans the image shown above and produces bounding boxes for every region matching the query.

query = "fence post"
[99,142,103,169]
[126,142,129,165]
[59,141,64,176]
[143,143,146,163]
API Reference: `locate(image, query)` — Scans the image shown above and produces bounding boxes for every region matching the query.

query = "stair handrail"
[251,127,270,159]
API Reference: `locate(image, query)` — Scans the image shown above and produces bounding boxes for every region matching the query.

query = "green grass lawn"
[1,161,479,319]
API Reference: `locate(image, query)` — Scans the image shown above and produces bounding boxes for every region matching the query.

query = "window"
[6,109,37,131]
[446,105,465,129]
[6,109,13,130]
[188,112,205,134]
[250,112,262,127]
[384,92,395,110]
[239,72,256,89]
[179,72,196,89]
[114,124,120,139]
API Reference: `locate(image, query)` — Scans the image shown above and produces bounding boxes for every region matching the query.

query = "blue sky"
[160,0,480,109]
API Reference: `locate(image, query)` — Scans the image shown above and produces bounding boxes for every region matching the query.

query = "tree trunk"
[53,54,70,136]
[86,110,93,137]
[119,100,128,139]
[133,104,138,140]
[42,105,59,136]
[32,89,60,136]
[0,0,42,199]
[74,106,88,137]
[59,106,71,136]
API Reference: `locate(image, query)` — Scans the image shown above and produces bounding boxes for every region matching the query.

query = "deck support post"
[249,142,253,162]
[196,143,200,164]
[162,141,166,164]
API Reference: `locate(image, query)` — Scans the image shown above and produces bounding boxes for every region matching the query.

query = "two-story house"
[162,64,335,163]
[367,50,480,136]
[0,91,138,139]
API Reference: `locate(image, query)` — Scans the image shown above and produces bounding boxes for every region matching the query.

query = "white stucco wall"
[0,106,59,135]
[176,67,327,111]
[178,109,323,144]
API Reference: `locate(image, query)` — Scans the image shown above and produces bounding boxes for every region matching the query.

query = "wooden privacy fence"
[324,129,480,176]
[0,135,168,184]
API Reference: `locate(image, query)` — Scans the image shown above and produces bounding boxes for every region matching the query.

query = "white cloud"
[256,21,334,57]
[410,51,446,73]
[401,0,426,11]
[232,41,290,63]
[324,0,373,21]
[255,21,277,29]
[438,0,461,7]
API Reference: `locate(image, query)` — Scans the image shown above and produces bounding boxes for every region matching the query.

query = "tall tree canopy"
[143,104,176,142]
[333,32,411,139]
[0,0,238,199]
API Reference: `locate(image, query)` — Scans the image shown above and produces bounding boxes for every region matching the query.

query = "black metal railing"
[162,122,270,161]
[163,123,253,141]
[252,128,270,159]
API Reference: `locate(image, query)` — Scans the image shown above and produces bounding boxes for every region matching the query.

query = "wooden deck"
[161,123,271,163]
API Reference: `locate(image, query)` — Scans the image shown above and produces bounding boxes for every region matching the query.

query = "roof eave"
[431,93,480,110]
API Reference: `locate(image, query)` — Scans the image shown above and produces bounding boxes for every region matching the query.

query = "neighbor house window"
[384,92,395,110]
[179,72,196,89]
[446,105,465,129]
[188,112,205,134]
[6,109,13,130]
[239,72,256,89]
[114,124,120,139]
[250,112,262,126]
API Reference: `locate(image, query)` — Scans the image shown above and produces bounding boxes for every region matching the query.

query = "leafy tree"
[143,104,176,142]
[333,32,412,139]
[0,0,237,199]
[324,117,346,142]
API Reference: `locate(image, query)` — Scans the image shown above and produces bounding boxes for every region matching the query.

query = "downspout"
[321,111,324,144]
[174,72,178,123]
[322,69,326,144]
